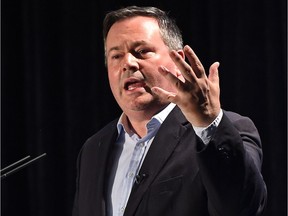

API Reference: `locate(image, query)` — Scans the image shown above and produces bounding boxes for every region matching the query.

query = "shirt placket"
[118,138,147,215]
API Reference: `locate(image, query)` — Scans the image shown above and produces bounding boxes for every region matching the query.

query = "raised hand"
[151,45,221,127]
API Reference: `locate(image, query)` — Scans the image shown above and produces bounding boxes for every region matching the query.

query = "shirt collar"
[116,103,176,136]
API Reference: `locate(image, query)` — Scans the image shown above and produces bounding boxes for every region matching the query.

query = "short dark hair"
[103,6,183,56]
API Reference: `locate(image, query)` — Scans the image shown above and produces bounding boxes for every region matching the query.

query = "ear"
[176,49,185,59]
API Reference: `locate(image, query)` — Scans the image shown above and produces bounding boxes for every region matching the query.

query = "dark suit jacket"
[72,107,267,216]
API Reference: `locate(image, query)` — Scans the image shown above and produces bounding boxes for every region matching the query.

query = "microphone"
[135,173,148,184]
[1,153,47,180]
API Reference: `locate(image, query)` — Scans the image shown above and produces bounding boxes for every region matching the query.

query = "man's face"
[105,16,182,116]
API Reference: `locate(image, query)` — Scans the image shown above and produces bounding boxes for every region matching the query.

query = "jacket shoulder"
[223,110,258,132]
[84,118,119,146]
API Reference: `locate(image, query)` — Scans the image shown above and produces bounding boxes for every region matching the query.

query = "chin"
[129,99,168,112]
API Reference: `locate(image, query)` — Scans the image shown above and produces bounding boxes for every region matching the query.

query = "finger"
[208,62,220,83]
[151,86,177,103]
[183,45,206,78]
[158,66,185,90]
[169,50,198,83]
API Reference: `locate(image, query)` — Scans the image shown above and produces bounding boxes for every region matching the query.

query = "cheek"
[150,72,170,88]
[108,79,121,102]
[107,67,119,82]
[108,71,119,91]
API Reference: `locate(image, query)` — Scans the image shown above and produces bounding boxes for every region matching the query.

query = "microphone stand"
[1,153,47,180]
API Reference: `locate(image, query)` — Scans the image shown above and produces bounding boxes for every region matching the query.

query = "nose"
[121,53,139,72]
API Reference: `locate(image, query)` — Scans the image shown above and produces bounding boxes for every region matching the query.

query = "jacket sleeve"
[196,111,267,216]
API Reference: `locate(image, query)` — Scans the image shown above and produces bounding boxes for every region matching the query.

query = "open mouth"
[124,78,146,91]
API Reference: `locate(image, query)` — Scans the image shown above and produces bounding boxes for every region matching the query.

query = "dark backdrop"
[2,0,287,215]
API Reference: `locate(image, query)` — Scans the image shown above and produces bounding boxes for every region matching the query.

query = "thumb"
[208,62,220,83]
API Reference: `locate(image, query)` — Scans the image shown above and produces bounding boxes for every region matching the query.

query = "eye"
[111,54,120,59]
[134,48,154,58]
[109,52,123,61]
[137,49,148,55]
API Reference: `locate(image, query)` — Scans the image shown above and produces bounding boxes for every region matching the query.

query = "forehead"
[106,16,162,49]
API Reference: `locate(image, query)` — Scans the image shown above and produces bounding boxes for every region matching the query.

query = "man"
[72,6,267,216]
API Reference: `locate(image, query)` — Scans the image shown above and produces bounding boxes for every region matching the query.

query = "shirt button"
[139,142,145,147]
[128,172,134,178]
[120,206,125,212]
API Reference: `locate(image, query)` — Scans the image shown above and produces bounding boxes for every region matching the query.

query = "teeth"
[126,82,144,91]
[128,86,136,90]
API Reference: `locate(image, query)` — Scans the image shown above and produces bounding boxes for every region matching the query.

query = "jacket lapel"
[124,106,190,216]
[93,120,119,216]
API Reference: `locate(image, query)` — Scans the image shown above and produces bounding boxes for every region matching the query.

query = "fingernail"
[170,50,177,56]
[151,87,158,93]
[159,66,169,73]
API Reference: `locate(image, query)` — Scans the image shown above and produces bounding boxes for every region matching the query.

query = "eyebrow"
[106,46,120,56]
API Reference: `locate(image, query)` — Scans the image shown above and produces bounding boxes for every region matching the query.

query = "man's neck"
[122,112,153,138]
[122,103,171,138]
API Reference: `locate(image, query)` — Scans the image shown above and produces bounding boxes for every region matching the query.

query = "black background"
[2,0,287,215]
